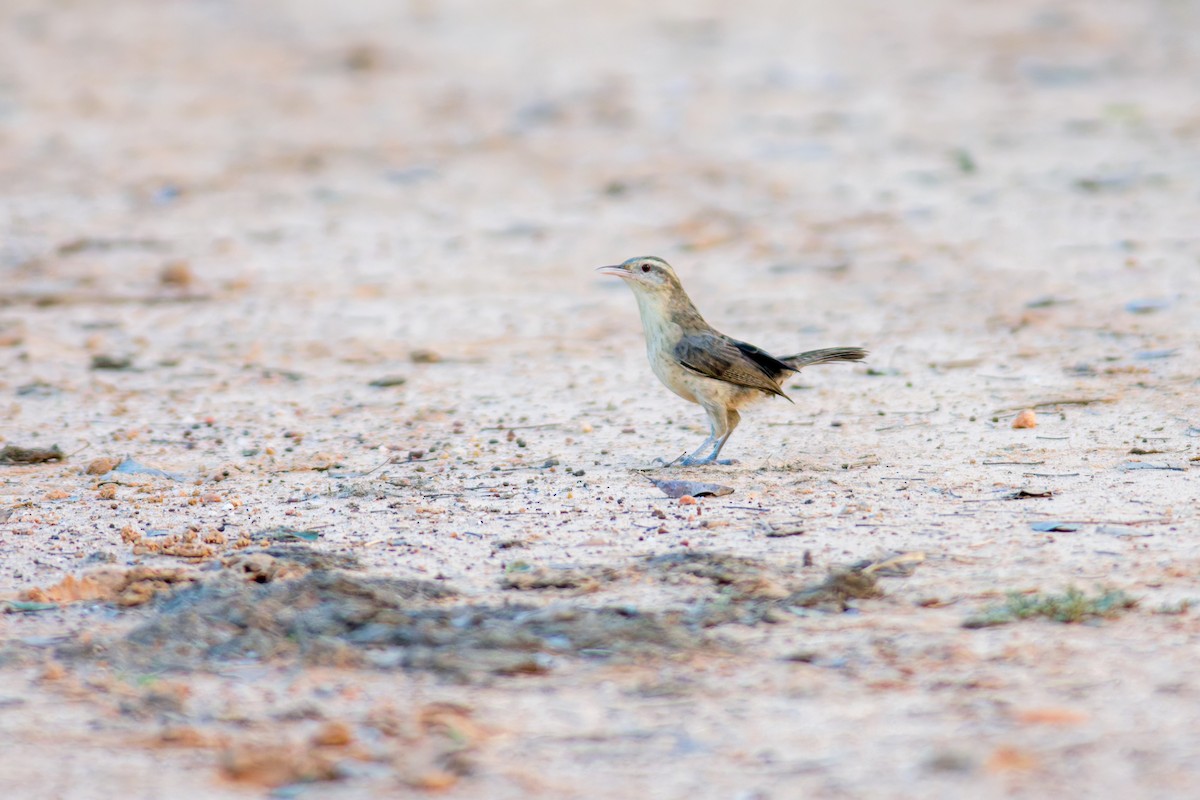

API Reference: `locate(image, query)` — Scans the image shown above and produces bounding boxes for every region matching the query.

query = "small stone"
[1012,409,1037,429]
[159,260,195,288]
[312,721,354,747]
[410,349,442,363]
[86,457,117,475]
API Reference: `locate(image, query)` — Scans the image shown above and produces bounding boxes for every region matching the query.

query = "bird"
[598,255,866,466]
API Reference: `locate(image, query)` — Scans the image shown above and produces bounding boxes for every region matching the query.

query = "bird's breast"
[630,297,697,403]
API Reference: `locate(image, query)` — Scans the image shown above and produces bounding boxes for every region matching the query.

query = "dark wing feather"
[673,333,791,399]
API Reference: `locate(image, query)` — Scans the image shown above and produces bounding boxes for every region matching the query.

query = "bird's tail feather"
[781,347,868,370]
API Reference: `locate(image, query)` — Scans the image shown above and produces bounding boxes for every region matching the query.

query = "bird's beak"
[596,265,628,278]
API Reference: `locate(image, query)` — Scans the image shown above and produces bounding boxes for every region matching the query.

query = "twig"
[991,397,1114,414]
[360,455,394,477]
[1023,472,1081,477]
[983,460,1045,466]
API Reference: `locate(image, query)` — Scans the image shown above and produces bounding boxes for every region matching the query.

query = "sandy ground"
[2,0,1200,797]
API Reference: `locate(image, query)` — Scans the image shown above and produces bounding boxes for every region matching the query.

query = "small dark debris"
[344,43,381,71]
[260,367,304,382]
[410,349,442,364]
[764,527,805,538]
[925,751,976,774]
[0,445,65,464]
[493,539,528,550]
[90,354,134,370]
[1009,488,1053,499]
[951,148,977,174]
[1025,295,1071,309]
[368,376,408,388]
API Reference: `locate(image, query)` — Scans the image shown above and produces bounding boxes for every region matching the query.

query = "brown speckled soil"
[2,1,1200,797]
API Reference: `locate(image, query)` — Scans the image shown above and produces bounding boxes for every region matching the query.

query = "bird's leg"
[682,436,718,465]
[678,405,739,466]
[708,408,741,462]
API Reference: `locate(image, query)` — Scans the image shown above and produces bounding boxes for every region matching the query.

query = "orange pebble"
[1011,409,1037,429]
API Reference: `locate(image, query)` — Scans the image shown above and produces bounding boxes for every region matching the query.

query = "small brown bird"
[598,256,866,465]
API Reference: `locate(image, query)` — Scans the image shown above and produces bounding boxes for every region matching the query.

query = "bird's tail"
[781,347,868,370]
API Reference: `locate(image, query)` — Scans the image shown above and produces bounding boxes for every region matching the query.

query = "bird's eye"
[640,264,652,273]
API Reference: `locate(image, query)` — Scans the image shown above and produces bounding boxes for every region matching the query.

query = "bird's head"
[596,256,684,297]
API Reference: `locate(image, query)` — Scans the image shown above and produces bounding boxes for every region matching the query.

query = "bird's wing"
[673,333,791,399]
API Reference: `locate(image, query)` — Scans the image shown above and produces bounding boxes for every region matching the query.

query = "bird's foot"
[676,455,738,467]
